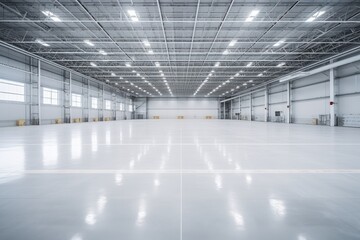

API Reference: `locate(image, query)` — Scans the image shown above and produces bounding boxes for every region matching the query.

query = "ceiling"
[0,0,360,97]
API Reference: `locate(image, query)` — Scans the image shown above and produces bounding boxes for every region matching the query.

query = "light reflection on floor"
[0,120,360,240]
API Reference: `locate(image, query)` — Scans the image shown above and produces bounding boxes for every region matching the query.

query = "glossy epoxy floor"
[1,120,360,240]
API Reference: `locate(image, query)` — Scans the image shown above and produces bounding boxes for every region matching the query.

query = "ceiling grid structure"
[0,0,359,97]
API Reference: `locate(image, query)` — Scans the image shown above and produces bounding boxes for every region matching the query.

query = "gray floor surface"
[1,119,360,240]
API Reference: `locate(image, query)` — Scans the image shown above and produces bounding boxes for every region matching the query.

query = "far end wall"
[146,97,219,119]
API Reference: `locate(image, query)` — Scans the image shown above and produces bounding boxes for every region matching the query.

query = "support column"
[146,97,148,119]
[38,59,41,125]
[223,102,225,119]
[100,84,104,121]
[264,86,269,122]
[249,93,252,121]
[64,71,71,123]
[230,100,232,120]
[87,79,90,122]
[238,96,241,120]
[286,81,291,124]
[69,72,72,123]
[330,65,335,127]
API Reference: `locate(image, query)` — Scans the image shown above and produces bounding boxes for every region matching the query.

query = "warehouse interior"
[0,0,360,239]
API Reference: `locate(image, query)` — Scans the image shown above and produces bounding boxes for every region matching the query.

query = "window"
[119,103,124,111]
[129,104,133,112]
[71,93,82,107]
[91,97,98,109]
[105,100,111,110]
[43,87,58,105]
[0,79,25,102]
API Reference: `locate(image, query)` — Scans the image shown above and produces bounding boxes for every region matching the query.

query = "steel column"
[330,65,336,126]
[264,86,269,122]
[286,81,291,124]
[249,93,252,121]
[38,59,41,125]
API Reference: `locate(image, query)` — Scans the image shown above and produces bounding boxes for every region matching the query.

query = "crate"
[73,118,81,123]
[205,116,213,119]
[55,118,62,124]
[104,117,111,121]
[312,118,318,125]
[93,118,98,122]
[177,116,184,119]
[153,116,160,119]
[16,119,26,126]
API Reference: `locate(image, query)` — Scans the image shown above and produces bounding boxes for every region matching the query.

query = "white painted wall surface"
[147,97,218,119]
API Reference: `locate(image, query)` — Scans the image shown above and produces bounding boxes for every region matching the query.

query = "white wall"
[223,58,360,127]
[147,97,218,119]
[0,45,132,127]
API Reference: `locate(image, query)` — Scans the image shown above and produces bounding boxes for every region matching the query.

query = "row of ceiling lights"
[193,61,221,96]
[130,8,164,96]
[35,8,326,98]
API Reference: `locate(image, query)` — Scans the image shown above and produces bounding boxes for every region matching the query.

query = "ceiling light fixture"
[127,9,139,22]
[84,40,94,46]
[246,62,253,67]
[125,63,131,67]
[35,39,50,47]
[277,62,286,67]
[306,11,325,22]
[99,50,107,55]
[90,62,97,67]
[42,10,61,22]
[228,40,237,47]
[273,40,285,47]
[143,40,150,47]
[246,10,260,22]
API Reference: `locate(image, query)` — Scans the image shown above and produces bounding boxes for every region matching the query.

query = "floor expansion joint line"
[3,169,360,174]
